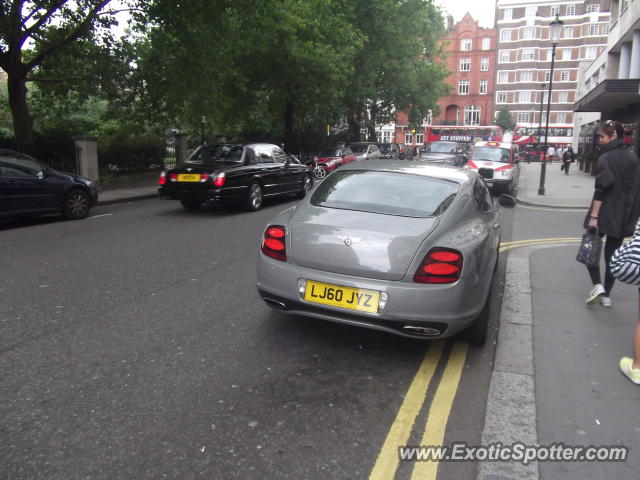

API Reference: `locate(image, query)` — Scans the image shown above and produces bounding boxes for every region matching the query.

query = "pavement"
[516,160,593,209]
[97,172,159,205]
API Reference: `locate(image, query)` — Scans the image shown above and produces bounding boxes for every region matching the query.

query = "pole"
[537,83,546,160]
[538,44,556,196]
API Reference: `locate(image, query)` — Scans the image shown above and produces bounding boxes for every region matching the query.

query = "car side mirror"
[498,194,516,208]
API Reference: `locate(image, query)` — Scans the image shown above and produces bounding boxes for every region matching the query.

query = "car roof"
[339,160,475,184]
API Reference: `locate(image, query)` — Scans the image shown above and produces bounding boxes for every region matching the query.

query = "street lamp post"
[537,83,546,160]
[538,15,563,196]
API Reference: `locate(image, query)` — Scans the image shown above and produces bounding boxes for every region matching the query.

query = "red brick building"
[433,14,497,126]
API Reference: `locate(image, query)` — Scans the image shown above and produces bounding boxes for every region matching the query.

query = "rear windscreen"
[310,170,459,217]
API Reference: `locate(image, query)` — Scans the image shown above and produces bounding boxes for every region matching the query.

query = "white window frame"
[518,112,530,123]
[480,80,488,94]
[504,8,513,20]
[519,91,532,103]
[464,105,481,126]
[460,58,471,71]
[566,4,576,16]
[498,72,509,84]
[523,27,536,40]
[588,24,598,36]
[497,92,507,104]
[501,29,512,42]
[461,38,472,51]
[560,71,570,81]
[562,48,572,60]
[521,70,533,82]
[525,6,537,17]
[416,133,424,144]
[482,38,491,50]
[522,49,535,61]
[459,80,470,94]
[557,112,567,123]
[545,71,551,82]
[586,4,600,13]
[550,6,560,17]
[585,46,598,59]
[564,26,573,38]
[480,58,489,71]
[499,50,510,63]
[405,132,413,144]
[558,91,569,103]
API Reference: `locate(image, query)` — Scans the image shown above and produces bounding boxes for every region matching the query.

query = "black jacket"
[586,139,640,238]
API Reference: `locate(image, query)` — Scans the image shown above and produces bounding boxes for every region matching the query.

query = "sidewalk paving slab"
[516,162,593,209]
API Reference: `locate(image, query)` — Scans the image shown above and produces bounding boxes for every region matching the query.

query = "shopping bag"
[576,230,602,267]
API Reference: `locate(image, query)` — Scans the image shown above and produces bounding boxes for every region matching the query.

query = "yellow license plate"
[304,280,380,313]
[177,174,201,182]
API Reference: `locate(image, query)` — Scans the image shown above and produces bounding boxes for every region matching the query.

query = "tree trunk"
[347,110,360,143]
[7,70,35,154]
[283,98,299,153]
[367,104,378,142]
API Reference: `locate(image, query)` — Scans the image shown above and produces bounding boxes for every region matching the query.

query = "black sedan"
[419,141,468,167]
[0,149,98,220]
[158,143,313,211]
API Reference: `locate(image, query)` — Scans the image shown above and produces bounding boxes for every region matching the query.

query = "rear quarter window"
[310,170,459,218]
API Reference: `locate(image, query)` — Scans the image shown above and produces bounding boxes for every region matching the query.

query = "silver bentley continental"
[256,161,515,345]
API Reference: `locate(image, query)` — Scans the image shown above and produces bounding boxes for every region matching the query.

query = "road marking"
[517,204,587,212]
[88,214,113,219]
[369,341,445,480]
[501,237,581,246]
[501,238,580,253]
[410,342,468,480]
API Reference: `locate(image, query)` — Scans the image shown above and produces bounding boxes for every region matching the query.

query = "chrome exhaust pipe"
[402,325,442,336]
[262,297,287,310]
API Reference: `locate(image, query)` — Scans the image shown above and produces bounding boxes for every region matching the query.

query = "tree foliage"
[495,107,516,132]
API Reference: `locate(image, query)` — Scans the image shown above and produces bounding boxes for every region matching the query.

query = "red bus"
[512,123,574,146]
[426,125,502,144]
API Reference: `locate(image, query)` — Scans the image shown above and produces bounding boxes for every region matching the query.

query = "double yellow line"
[369,341,468,480]
[499,237,581,252]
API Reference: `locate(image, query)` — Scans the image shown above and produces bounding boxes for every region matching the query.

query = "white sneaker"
[600,296,612,307]
[586,284,605,304]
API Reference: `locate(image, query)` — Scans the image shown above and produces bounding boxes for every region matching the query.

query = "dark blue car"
[0,149,98,220]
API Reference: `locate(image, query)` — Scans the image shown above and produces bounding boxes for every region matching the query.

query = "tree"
[495,107,516,133]
[0,0,120,152]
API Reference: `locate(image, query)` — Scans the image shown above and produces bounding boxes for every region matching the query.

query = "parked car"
[466,141,520,194]
[0,149,98,221]
[158,143,312,211]
[315,147,357,177]
[377,143,402,159]
[256,160,516,345]
[349,142,381,161]
[419,141,468,166]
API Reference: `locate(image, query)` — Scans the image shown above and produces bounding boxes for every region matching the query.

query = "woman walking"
[585,121,640,306]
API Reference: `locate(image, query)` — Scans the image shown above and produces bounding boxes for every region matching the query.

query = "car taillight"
[169,173,178,182]
[214,172,226,187]
[159,171,166,185]
[200,173,210,182]
[414,248,463,284]
[467,160,478,169]
[261,225,286,261]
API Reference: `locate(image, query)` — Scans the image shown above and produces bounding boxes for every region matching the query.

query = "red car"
[314,147,357,177]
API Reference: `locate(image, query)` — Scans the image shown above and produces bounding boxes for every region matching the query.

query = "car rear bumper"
[256,255,486,339]
[158,185,246,203]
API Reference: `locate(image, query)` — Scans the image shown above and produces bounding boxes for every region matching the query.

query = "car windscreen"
[310,170,459,218]
[187,145,244,163]
[349,144,368,153]
[378,144,392,153]
[319,149,340,157]
[426,142,457,153]
[471,147,511,163]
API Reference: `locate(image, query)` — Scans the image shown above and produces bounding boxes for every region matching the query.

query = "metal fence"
[98,141,167,178]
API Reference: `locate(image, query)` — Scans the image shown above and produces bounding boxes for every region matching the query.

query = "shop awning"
[574,79,640,113]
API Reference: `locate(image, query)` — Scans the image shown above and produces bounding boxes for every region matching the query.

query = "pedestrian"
[547,144,556,163]
[585,120,640,307]
[561,146,574,175]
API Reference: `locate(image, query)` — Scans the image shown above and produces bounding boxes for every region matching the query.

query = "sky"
[434,0,496,28]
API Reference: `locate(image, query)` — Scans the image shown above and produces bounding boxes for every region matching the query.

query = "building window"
[464,105,481,126]
[519,91,532,103]
[545,71,551,82]
[603,24,609,35]
[498,72,509,84]
[585,46,598,58]
[522,49,535,61]
[521,70,533,82]
[523,27,537,40]
[497,92,507,103]
[550,6,560,17]
[482,38,491,50]
[383,131,391,143]
[501,29,512,42]
[461,38,472,51]
[499,50,510,63]
[588,24,598,35]
[557,112,567,123]
[566,4,576,16]
[560,71,570,81]
[586,4,600,13]
[480,80,488,94]
[416,133,424,144]
[406,132,413,144]
[460,58,471,71]
[525,6,537,17]
[542,91,549,103]
[504,8,513,20]
[481,58,489,71]
[518,112,530,123]
[562,48,572,60]
[459,80,470,94]
[564,26,573,38]
[558,91,569,103]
